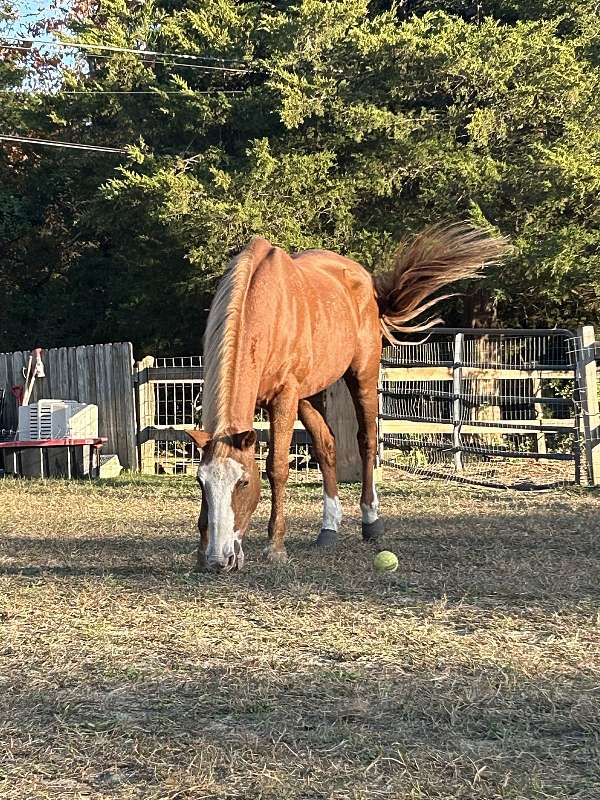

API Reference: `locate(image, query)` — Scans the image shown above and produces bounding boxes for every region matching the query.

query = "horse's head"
[187,429,260,572]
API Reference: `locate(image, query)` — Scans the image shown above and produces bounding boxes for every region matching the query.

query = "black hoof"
[312,528,338,548]
[193,550,208,572]
[362,518,384,542]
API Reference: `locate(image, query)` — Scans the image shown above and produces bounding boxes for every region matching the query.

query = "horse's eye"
[239,478,249,489]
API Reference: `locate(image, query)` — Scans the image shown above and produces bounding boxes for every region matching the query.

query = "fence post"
[452,333,464,472]
[324,378,362,483]
[575,325,600,486]
[532,377,547,458]
[135,355,156,474]
[119,343,139,471]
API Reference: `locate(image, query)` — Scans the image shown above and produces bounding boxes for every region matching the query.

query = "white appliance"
[17,400,98,441]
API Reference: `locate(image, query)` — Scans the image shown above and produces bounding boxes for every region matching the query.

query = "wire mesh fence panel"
[138,356,204,475]
[138,356,321,481]
[138,328,589,489]
[380,329,579,489]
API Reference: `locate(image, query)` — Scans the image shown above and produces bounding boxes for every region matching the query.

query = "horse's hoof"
[312,528,338,548]
[262,545,288,564]
[193,555,208,573]
[362,518,385,542]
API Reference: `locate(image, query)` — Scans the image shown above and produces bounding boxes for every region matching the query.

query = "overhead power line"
[0,89,244,95]
[1,43,248,74]
[0,134,125,153]
[1,38,250,70]
[1,43,251,80]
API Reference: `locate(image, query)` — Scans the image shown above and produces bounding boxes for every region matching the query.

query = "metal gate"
[378,328,583,489]
[134,328,600,489]
[135,356,317,478]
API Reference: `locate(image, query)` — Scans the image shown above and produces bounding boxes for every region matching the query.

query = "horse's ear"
[231,430,257,451]
[186,430,212,449]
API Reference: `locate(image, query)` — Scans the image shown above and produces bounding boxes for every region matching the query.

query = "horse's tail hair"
[373,222,510,344]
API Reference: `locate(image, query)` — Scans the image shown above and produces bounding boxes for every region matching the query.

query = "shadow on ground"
[1,656,598,799]
[1,478,599,798]
[1,504,599,608]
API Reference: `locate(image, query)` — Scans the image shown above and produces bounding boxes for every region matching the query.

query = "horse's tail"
[373,222,510,344]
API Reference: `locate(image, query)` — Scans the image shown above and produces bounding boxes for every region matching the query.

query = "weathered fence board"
[0,342,137,469]
[119,342,138,472]
[575,325,600,485]
[324,379,361,482]
[102,344,119,466]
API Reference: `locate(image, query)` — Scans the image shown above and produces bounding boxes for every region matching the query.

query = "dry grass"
[0,475,599,800]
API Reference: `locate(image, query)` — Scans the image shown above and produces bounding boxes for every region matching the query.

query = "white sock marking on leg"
[322,494,342,531]
[361,482,379,524]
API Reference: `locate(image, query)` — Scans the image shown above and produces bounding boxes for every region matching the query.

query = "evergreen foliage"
[1,1,599,353]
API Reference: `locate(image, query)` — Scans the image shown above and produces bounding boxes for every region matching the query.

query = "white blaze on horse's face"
[197,456,245,572]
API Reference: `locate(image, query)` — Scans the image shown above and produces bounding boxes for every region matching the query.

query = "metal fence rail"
[2,326,598,489]
[379,328,587,489]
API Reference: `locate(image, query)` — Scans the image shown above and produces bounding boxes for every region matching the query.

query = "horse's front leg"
[194,492,209,571]
[264,386,298,563]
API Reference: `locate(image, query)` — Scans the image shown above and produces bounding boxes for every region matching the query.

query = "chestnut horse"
[187,224,507,571]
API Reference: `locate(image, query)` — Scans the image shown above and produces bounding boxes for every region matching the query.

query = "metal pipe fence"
[379,328,586,489]
[3,327,596,489]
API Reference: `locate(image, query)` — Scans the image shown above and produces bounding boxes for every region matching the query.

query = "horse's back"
[292,248,374,302]
[246,244,380,398]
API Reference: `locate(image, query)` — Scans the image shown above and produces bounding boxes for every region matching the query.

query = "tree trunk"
[464,287,498,329]
[464,288,502,446]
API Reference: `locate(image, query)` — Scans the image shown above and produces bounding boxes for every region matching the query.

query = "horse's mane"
[201,238,264,434]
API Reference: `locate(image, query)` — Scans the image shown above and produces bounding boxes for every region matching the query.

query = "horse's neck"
[203,237,274,435]
[220,362,260,434]
[204,347,261,435]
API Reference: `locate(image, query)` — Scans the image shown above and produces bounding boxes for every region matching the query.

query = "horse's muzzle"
[207,553,236,572]
[206,541,244,573]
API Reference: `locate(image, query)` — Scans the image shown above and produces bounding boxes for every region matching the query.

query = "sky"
[4,0,55,36]
[3,0,79,87]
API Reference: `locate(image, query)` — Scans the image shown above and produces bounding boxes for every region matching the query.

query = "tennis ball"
[373,550,398,573]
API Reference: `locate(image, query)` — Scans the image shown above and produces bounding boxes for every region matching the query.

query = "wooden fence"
[0,348,359,480]
[0,343,137,470]
[2,326,599,486]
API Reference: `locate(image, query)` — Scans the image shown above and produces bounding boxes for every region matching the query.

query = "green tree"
[2,0,599,353]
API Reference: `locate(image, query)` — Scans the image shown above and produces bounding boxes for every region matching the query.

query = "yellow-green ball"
[373,550,398,573]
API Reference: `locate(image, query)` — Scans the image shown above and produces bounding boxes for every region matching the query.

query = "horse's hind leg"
[344,368,383,542]
[264,386,298,563]
[298,395,341,548]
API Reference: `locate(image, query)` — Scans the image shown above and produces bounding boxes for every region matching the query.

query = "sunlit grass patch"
[0,476,599,799]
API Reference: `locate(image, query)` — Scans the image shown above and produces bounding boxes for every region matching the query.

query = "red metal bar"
[0,437,107,449]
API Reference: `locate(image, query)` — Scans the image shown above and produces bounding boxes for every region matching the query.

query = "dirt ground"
[0,475,599,799]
